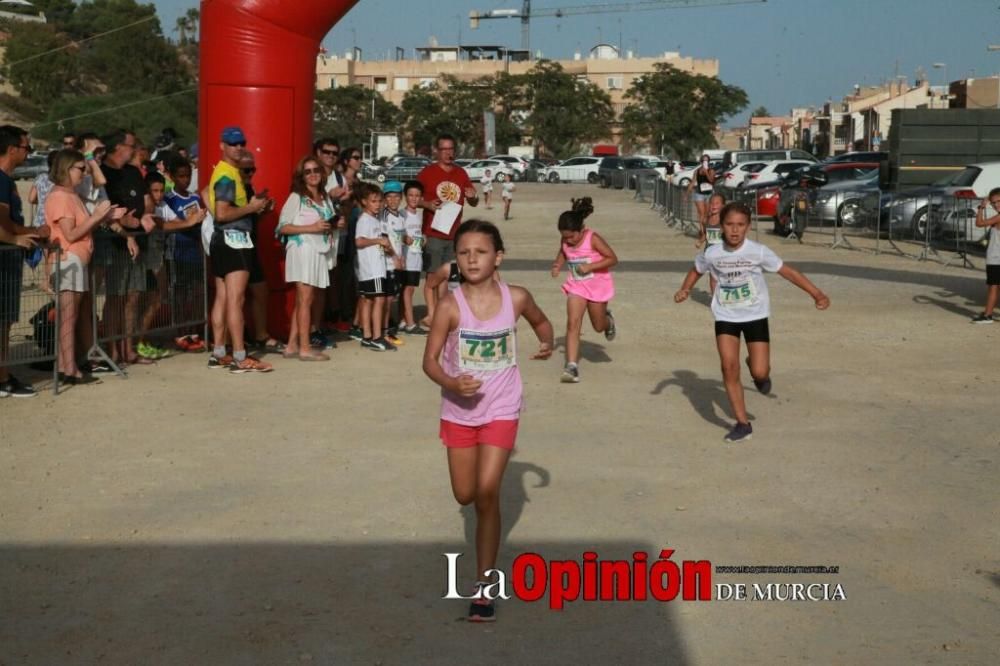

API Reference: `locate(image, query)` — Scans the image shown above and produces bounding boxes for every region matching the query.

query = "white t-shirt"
[694,239,783,323]
[403,208,424,272]
[355,212,387,282]
[75,175,107,214]
[502,182,515,199]
[380,207,406,272]
[480,174,493,192]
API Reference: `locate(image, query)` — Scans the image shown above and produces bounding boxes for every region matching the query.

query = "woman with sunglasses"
[45,149,125,383]
[276,156,343,361]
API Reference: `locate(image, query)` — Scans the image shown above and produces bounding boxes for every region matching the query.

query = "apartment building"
[315,42,719,146]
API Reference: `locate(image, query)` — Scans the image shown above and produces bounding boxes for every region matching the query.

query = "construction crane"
[470,0,766,56]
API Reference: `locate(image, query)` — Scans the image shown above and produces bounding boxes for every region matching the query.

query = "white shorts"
[52,252,89,292]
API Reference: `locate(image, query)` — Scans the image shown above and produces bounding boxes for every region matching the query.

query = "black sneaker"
[86,360,115,374]
[970,313,994,324]
[724,422,753,443]
[402,324,428,335]
[560,363,580,383]
[310,331,332,349]
[468,583,496,623]
[753,377,772,395]
[361,338,387,352]
[0,375,37,398]
[605,310,617,341]
[348,326,364,341]
[373,336,397,352]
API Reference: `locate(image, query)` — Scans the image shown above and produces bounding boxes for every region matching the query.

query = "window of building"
[419,77,436,89]
[393,77,409,91]
[328,78,337,89]
[374,77,388,92]
[607,76,623,90]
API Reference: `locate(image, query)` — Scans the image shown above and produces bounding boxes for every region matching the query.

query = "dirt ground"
[1,182,998,665]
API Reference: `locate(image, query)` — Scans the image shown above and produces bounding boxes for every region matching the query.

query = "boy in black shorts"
[354,182,395,351]
[675,202,830,442]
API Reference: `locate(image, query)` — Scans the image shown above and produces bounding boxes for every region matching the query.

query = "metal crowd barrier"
[88,229,209,376]
[0,243,61,394]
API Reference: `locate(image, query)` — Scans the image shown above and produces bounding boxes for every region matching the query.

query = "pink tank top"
[561,229,615,303]
[440,281,522,425]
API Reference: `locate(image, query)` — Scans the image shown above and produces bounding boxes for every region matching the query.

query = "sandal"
[263,339,285,353]
[282,348,299,359]
[298,352,330,362]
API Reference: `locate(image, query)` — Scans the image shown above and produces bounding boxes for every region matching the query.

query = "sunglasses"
[226,141,247,148]
[349,154,361,160]
[304,167,322,175]
[320,149,339,156]
[241,167,256,175]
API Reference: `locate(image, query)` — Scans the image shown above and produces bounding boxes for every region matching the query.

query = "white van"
[722,149,817,170]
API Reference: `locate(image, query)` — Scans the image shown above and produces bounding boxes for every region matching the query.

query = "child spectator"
[480,169,493,209]
[972,187,1000,323]
[354,182,394,351]
[400,180,427,334]
[164,156,208,351]
[136,171,172,359]
[500,173,515,220]
[379,180,406,346]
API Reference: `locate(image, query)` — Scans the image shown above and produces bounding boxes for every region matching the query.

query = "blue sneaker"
[723,422,753,443]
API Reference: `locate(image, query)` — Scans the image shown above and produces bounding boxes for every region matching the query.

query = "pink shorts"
[440,419,519,450]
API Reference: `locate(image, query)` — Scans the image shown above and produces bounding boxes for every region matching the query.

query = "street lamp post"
[932,62,947,105]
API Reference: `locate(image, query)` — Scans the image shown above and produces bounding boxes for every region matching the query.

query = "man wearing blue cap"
[206,126,273,373]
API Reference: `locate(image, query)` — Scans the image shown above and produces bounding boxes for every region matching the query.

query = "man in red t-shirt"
[418,133,478,322]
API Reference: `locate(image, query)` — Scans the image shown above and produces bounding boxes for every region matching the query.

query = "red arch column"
[199,0,359,339]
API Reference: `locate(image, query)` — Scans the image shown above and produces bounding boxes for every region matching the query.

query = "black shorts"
[383,271,400,297]
[987,264,1000,286]
[358,277,389,297]
[248,247,266,284]
[210,234,255,278]
[401,270,421,287]
[0,247,23,323]
[715,318,770,343]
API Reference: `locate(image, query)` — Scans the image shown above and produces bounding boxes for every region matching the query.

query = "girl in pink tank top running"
[550,197,619,384]
[423,219,554,623]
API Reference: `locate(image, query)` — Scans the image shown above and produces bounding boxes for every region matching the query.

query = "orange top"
[45,188,94,264]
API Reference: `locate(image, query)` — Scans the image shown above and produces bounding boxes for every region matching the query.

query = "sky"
[153,0,1000,123]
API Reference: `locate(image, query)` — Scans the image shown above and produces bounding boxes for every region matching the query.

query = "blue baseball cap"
[383,180,403,194]
[220,126,246,144]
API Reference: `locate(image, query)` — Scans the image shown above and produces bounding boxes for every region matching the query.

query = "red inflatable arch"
[199,0,359,339]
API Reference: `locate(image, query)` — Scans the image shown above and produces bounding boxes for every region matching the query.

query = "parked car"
[721,148,817,171]
[542,156,602,183]
[360,160,383,181]
[773,162,878,235]
[464,159,515,182]
[597,156,624,188]
[720,162,767,188]
[741,160,814,188]
[454,158,476,168]
[376,156,430,183]
[487,155,529,181]
[623,157,658,189]
[823,151,888,164]
[930,162,1000,243]
[12,154,48,180]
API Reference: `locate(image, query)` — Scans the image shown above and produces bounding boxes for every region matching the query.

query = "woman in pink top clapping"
[423,219,554,623]
[45,149,123,383]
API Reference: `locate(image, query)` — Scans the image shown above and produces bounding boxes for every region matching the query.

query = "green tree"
[68,0,190,96]
[1,21,79,110]
[622,63,748,159]
[523,60,613,158]
[751,105,770,117]
[32,88,198,146]
[490,71,528,152]
[314,85,400,150]
[400,84,452,154]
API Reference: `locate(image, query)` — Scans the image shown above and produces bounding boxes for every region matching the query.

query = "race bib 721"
[458,327,516,371]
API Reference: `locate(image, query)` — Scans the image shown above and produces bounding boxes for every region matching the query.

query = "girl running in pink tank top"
[423,219,554,623]
[550,197,619,384]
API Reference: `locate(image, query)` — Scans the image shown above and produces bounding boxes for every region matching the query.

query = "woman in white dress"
[276,156,344,361]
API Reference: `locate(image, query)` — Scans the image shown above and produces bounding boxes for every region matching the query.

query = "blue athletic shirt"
[165,190,204,263]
